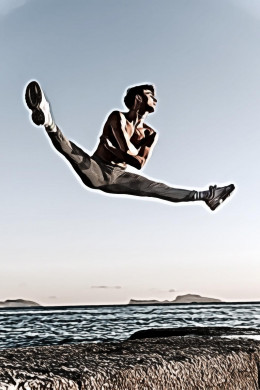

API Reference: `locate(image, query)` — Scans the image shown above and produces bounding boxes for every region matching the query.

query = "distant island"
[129,294,222,305]
[0,295,222,308]
[0,299,40,308]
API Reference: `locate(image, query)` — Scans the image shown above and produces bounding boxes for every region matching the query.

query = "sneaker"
[205,184,235,211]
[25,81,53,127]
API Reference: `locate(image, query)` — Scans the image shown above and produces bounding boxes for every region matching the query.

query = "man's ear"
[135,94,143,103]
[133,94,143,110]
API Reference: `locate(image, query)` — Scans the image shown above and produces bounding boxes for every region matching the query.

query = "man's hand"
[137,129,156,147]
[144,131,156,147]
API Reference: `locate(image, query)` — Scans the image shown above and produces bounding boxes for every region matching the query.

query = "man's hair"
[124,84,155,109]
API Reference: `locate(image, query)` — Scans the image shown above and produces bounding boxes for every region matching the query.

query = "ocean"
[0,303,259,350]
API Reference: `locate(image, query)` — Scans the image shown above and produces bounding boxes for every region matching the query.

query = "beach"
[0,330,260,389]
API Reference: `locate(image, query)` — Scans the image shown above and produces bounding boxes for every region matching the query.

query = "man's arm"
[134,131,158,168]
[103,111,157,169]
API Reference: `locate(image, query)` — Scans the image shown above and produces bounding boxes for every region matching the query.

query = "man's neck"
[125,109,148,127]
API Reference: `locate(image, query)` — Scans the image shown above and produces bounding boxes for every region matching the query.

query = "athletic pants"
[47,127,196,203]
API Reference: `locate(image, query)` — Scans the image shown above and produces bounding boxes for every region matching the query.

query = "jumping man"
[25,81,235,210]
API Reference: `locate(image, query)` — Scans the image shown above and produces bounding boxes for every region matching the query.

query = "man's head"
[124,84,157,113]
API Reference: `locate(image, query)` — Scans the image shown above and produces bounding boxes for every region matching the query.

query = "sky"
[1,0,260,305]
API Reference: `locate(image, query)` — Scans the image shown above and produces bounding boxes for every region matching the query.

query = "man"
[25,81,235,210]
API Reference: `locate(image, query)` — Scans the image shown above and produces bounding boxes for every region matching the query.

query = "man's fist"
[145,131,156,147]
[137,130,156,147]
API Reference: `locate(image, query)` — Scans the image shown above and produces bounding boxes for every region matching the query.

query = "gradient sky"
[1,0,260,305]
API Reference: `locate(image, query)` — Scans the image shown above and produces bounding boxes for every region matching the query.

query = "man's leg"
[100,170,235,210]
[25,81,106,189]
[100,170,195,202]
[46,127,108,189]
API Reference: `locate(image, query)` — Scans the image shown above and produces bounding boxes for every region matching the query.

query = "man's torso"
[93,111,154,168]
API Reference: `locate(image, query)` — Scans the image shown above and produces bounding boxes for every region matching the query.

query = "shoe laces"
[208,185,217,200]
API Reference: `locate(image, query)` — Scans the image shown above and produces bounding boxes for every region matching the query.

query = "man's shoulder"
[107,110,125,116]
[106,111,127,126]
[106,110,123,120]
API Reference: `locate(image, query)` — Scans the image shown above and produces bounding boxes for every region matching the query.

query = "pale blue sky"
[1,0,260,305]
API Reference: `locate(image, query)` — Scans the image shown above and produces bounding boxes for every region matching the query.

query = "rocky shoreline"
[0,328,260,389]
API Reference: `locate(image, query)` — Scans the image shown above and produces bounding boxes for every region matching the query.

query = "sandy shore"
[0,331,260,389]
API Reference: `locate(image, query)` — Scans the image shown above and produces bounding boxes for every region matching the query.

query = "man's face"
[143,89,157,113]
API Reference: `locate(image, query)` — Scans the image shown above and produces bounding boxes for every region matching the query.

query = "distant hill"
[129,294,222,305]
[173,294,221,304]
[0,299,40,308]
[129,299,166,305]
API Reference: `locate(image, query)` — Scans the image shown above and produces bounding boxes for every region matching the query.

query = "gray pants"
[48,127,196,203]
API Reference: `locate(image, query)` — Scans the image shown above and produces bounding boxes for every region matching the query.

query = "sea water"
[0,303,259,349]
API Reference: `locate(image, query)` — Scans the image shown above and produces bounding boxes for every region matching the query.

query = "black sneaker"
[205,184,235,211]
[25,81,53,126]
